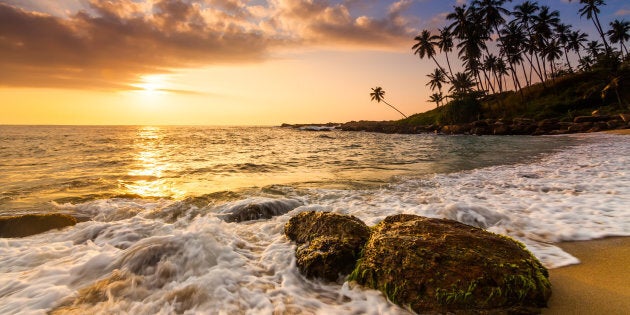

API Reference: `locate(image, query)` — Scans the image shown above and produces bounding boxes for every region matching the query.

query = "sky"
[1,0,628,126]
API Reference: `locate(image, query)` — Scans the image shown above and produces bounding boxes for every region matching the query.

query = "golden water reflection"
[122,126,185,198]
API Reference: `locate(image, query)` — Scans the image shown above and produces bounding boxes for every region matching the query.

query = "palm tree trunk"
[520,61,530,87]
[431,56,453,82]
[563,47,573,72]
[444,51,454,79]
[383,100,408,118]
[592,12,611,53]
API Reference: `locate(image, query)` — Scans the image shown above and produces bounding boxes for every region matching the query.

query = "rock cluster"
[339,113,630,136]
[285,212,552,314]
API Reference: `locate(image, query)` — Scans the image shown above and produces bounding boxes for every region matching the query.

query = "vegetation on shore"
[376,0,630,130]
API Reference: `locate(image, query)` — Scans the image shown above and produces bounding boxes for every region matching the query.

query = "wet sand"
[544,237,630,314]
[604,129,630,135]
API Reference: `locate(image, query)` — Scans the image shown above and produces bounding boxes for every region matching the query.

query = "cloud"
[614,8,630,16]
[0,1,272,90]
[0,0,416,90]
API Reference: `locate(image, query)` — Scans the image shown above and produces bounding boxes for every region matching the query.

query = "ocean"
[0,125,628,314]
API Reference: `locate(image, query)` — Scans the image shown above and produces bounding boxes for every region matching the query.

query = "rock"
[568,122,593,133]
[348,214,551,314]
[573,115,611,123]
[441,124,471,135]
[493,123,510,135]
[219,198,301,223]
[285,211,370,281]
[0,213,77,238]
[619,113,630,123]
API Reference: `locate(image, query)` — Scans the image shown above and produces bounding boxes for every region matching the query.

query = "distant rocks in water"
[284,211,370,281]
[284,212,551,313]
[280,123,340,131]
[0,213,77,238]
[219,198,302,223]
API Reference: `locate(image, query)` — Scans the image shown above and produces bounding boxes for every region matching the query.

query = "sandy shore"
[543,237,630,314]
[604,129,630,135]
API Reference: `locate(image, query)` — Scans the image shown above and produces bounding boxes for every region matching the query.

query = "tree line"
[412,0,629,109]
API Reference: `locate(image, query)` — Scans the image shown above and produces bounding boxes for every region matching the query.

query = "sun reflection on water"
[121,126,185,198]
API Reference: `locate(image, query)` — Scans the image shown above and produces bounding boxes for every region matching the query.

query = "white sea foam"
[0,133,628,314]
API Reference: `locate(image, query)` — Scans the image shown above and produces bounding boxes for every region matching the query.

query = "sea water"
[0,126,628,314]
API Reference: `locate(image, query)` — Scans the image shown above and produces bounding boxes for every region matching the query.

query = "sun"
[133,75,168,94]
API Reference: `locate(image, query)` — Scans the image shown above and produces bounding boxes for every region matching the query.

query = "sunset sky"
[1,0,628,126]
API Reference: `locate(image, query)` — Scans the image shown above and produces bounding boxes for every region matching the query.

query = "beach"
[545,237,630,314]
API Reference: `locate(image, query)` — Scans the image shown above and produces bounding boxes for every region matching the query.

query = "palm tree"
[437,27,455,78]
[607,19,630,60]
[412,30,451,81]
[370,87,407,118]
[555,23,574,71]
[426,68,448,95]
[500,22,527,88]
[533,6,560,81]
[568,30,589,62]
[587,40,603,58]
[543,39,563,78]
[576,0,611,53]
[449,72,477,98]
[512,1,540,84]
[428,92,445,108]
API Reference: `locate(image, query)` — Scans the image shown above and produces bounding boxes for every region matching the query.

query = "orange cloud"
[0,0,417,90]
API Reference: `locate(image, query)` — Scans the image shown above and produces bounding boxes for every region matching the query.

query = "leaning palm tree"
[370,87,407,118]
[607,19,630,60]
[576,0,611,53]
[555,23,574,71]
[412,30,451,81]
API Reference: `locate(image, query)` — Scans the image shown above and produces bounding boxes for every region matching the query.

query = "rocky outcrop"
[0,213,77,238]
[284,211,370,281]
[335,113,630,136]
[285,212,552,313]
[349,214,551,314]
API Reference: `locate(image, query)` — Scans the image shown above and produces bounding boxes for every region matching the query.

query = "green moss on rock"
[348,214,551,314]
[285,211,370,281]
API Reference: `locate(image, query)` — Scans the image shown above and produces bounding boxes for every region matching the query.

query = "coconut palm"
[587,40,603,58]
[512,1,541,83]
[543,39,563,78]
[607,19,630,60]
[555,23,574,71]
[426,68,448,95]
[449,72,477,98]
[370,87,407,118]
[576,0,610,53]
[500,22,527,88]
[412,30,450,80]
[437,27,455,78]
[428,92,445,108]
[568,30,589,62]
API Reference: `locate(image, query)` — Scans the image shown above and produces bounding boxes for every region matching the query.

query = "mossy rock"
[348,214,551,314]
[0,213,77,238]
[285,211,370,281]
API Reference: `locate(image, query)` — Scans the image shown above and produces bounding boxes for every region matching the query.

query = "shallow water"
[0,126,628,314]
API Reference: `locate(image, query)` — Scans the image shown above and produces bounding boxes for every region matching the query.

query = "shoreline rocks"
[285,212,552,314]
[329,113,630,136]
